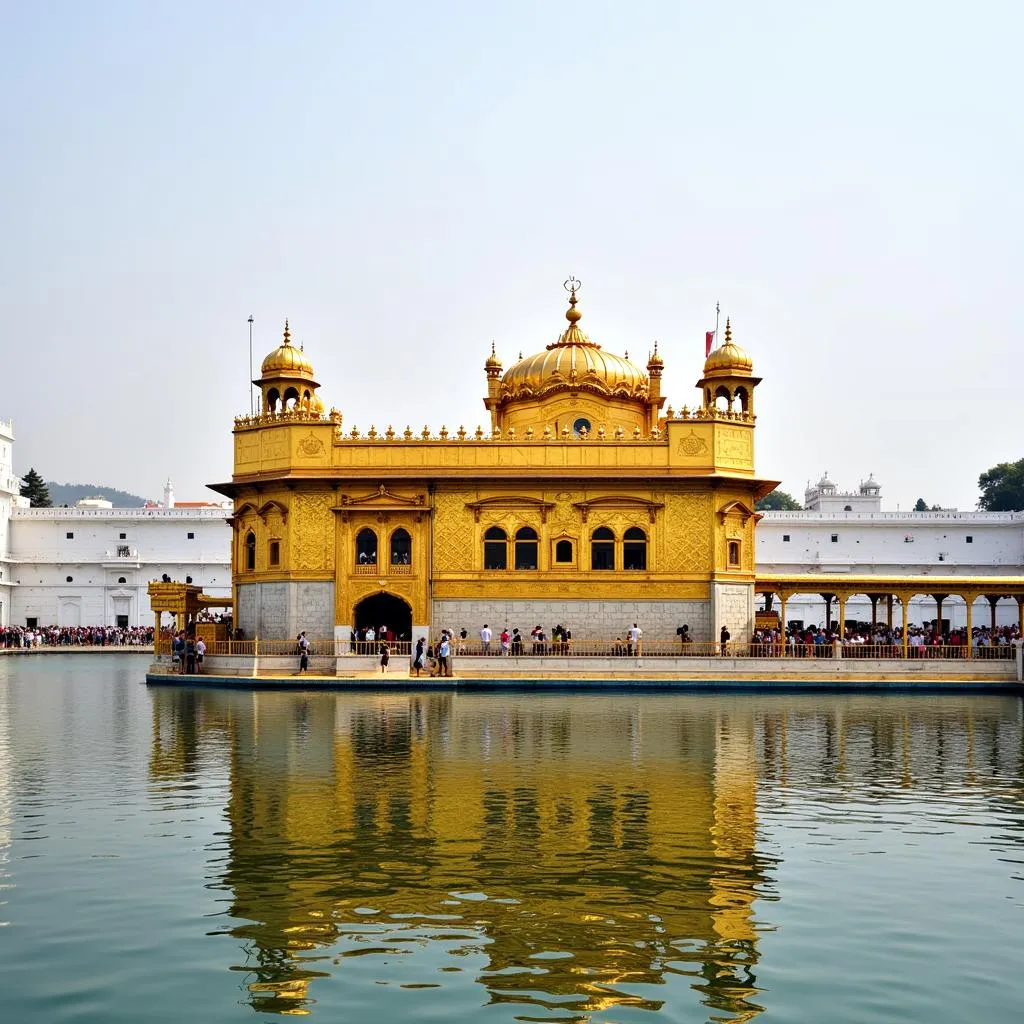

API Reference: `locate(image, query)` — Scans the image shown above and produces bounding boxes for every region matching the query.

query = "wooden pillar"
[965,595,973,660]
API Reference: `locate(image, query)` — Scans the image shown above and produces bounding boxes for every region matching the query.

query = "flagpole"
[248,314,254,415]
[715,301,720,343]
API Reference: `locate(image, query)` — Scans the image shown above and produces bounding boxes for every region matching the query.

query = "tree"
[977,458,1024,511]
[913,498,928,512]
[756,489,803,511]
[20,467,52,508]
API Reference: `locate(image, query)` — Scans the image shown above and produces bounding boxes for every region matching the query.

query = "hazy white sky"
[2,0,1020,509]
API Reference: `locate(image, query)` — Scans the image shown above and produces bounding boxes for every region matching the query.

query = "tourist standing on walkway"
[500,628,510,655]
[480,624,492,654]
[628,623,642,656]
[185,636,196,674]
[720,625,730,656]
[438,634,452,677]
[195,637,206,674]
[297,632,309,674]
[379,640,390,673]
[413,637,425,676]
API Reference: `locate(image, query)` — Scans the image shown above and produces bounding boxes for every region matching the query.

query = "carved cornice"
[465,495,557,523]
[572,495,664,524]
[717,499,756,525]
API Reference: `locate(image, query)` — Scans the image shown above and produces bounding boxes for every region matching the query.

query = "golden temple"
[211,280,777,646]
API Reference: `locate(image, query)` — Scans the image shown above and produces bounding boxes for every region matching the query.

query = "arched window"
[514,527,538,570]
[355,528,378,565]
[390,528,412,565]
[283,386,299,410]
[266,387,280,413]
[733,386,749,414]
[269,540,280,566]
[623,527,647,570]
[484,526,507,570]
[244,531,256,571]
[117,576,127,584]
[728,540,741,567]
[555,539,573,563]
[591,527,615,570]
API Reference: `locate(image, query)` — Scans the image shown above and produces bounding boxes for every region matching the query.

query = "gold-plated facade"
[213,286,777,642]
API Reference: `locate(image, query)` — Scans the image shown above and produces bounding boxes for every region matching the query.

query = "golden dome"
[485,341,502,369]
[261,320,315,377]
[499,283,649,402]
[703,318,753,374]
[647,341,664,369]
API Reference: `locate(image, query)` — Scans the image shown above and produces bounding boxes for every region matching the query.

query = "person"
[185,635,196,674]
[457,627,468,655]
[379,640,390,673]
[172,632,184,673]
[412,636,425,676]
[195,636,206,674]
[438,633,452,677]
[720,624,731,656]
[296,631,309,674]
[677,624,691,651]
[480,623,492,655]
[500,627,511,655]
[628,622,642,656]
[511,627,523,656]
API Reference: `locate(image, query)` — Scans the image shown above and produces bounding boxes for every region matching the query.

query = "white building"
[0,419,231,628]
[757,474,1024,629]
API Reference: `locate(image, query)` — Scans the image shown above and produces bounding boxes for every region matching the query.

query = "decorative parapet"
[233,408,342,431]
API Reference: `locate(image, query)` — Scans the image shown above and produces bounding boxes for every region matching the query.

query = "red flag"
[705,331,715,358]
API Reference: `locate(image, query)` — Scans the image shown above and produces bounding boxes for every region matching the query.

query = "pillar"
[1018,596,1024,636]
[898,593,910,658]
[869,594,879,631]
[965,595,973,660]
[987,595,999,634]
[822,593,834,632]
[933,594,947,638]
[838,596,846,639]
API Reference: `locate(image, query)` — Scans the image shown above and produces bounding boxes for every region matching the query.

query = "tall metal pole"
[248,315,254,415]
[715,301,720,342]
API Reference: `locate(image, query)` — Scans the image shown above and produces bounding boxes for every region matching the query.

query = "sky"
[1,0,1020,510]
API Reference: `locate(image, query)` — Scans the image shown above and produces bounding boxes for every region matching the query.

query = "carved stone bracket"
[573,495,664,524]
[465,495,556,524]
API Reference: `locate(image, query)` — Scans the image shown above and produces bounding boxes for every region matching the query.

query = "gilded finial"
[283,319,291,345]
[724,318,732,345]
[564,276,582,324]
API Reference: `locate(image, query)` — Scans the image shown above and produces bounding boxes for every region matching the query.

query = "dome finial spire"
[283,319,292,346]
[564,276,582,324]
[724,317,732,345]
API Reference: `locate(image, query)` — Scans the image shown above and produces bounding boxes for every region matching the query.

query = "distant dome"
[702,319,753,375]
[261,320,315,377]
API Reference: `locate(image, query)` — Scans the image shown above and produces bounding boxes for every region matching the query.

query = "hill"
[46,481,152,508]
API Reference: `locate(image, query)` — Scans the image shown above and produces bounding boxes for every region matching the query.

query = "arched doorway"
[354,592,412,643]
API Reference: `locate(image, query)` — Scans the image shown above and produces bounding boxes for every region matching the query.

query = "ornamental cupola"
[697,318,762,417]
[255,320,322,415]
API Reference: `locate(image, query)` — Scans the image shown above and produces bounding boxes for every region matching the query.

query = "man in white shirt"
[628,623,642,656]
[480,624,492,655]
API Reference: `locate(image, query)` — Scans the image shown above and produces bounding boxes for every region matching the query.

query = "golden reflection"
[146,690,1024,1020]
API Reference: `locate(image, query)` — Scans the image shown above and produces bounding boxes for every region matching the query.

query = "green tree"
[977,458,1024,511]
[19,467,52,508]
[756,489,803,511]
[913,497,928,512]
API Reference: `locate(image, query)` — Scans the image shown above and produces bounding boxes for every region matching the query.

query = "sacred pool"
[1,653,1022,1022]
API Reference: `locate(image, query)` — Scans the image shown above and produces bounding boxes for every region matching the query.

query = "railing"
[353,562,413,575]
[158,637,1016,662]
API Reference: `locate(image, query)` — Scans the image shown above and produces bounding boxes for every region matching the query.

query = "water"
[1,655,1022,1023]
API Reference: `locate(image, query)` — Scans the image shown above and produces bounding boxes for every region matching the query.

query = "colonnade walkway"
[756,573,1024,658]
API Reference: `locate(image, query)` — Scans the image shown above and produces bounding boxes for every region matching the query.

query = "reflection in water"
[148,690,1024,1021]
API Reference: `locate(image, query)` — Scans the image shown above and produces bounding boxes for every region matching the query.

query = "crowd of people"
[0,625,155,649]
[748,623,1022,657]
